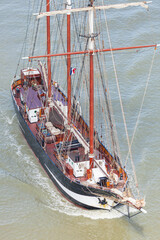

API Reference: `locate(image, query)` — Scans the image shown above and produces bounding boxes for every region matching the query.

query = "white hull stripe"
[45,164,114,210]
[12,93,115,210]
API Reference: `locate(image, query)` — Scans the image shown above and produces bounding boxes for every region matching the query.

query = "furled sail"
[36,1,150,18]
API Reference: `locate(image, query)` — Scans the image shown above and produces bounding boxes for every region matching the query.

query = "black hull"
[11,92,120,210]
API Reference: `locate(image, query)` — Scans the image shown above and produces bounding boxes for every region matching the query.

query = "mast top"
[88,0,94,7]
[66,0,72,14]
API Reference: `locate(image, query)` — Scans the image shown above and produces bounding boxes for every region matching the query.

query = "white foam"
[6,114,16,125]
[1,131,135,220]
[45,192,139,219]
[36,173,138,219]
[0,94,138,220]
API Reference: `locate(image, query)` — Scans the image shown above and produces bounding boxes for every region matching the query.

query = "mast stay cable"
[125,48,156,166]
[102,0,140,196]
[14,0,36,79]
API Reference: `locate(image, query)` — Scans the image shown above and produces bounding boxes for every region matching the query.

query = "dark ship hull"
[10,0,149,217]
[11,89,123,211]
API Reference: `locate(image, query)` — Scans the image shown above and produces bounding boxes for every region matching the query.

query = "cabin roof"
[22,68,40,76]
[21,87,42,109]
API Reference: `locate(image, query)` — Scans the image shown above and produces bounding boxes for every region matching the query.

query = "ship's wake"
[0,93,138,220]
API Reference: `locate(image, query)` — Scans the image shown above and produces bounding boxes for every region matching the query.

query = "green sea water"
[0,1,160,240]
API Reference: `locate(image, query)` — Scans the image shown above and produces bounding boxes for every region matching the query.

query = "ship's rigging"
[12,0,158,216]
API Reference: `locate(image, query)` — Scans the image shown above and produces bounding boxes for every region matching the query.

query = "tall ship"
[11,0,154,217]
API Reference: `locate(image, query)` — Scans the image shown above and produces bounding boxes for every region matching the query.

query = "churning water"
[0,0,160,239]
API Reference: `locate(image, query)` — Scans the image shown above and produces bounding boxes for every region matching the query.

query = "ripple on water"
[0,90,140,221]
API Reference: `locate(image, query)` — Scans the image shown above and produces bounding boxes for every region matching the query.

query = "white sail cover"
[37,1,151,19]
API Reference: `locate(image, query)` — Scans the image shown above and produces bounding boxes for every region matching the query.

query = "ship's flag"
[70,67,76,75]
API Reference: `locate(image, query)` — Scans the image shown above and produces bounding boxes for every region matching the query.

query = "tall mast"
[66,0,71,124]
[89,0,94,168]
[46,0,51,98]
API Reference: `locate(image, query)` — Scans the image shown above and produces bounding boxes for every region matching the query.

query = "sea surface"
[0,1,160,240]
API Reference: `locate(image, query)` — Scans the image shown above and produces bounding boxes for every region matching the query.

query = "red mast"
[46,0,51,98]
[67,0,71,124]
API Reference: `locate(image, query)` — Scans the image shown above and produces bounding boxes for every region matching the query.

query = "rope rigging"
[102,0,140,196]
[14,0,35,79]
[31,0,44,57]
[72,10,90,98]
[16,0,156,197]
[125,47,156,166]
[93,7,122,164]
[95,50,121,161]
[51,14,66,76]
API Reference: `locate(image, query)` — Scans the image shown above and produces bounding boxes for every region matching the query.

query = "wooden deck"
[13,83,127,190]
